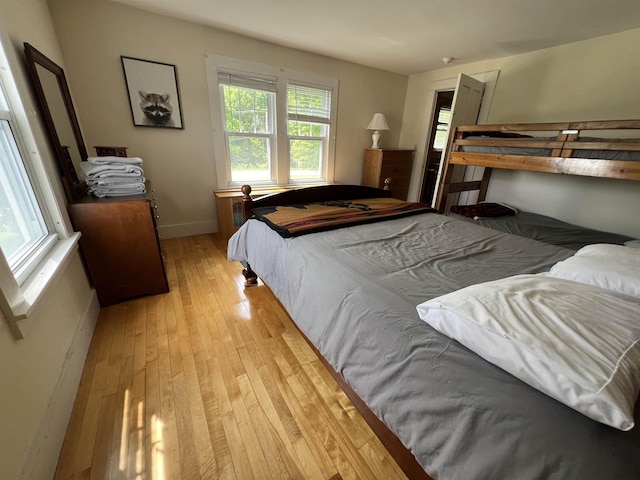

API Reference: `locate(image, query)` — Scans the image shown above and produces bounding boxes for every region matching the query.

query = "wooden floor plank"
[54,233,412,480]
[88,393,116,480]
[156,325,181,480]
[107,350,133,479]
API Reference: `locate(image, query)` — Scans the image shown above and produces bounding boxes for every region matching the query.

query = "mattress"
[447,210,634,250]
[228,212,640,479]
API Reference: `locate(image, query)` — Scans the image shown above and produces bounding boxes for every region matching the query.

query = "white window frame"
[218,69,278,184]
[286,81,332,182]
[0,35,80,339]
[206,54,338,189]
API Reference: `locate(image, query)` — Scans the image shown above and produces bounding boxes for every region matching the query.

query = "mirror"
[24,42,88,202]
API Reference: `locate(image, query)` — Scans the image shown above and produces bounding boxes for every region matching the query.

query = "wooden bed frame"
[437,119,640,213]
[233,120,640,478]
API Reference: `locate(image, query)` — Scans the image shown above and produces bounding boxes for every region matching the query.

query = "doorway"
[420,90,453,204]
[411,70,498,207]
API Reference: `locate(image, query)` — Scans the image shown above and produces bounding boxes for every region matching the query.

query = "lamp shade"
[366,113,390,131]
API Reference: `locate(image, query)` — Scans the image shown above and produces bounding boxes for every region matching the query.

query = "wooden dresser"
[361,148,415,200]
[69,190,169,307]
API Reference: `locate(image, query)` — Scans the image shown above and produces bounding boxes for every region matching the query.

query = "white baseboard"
[157,220,217,239]
[20,291,100,480]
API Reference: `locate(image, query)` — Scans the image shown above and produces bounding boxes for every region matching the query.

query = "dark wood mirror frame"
[24,42,88,202]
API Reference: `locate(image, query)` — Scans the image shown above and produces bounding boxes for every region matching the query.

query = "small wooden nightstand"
[214,187,288,241]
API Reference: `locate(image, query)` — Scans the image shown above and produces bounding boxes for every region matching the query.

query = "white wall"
[48,0,409,238]
[0,2,99,479]
[401,29,640,238]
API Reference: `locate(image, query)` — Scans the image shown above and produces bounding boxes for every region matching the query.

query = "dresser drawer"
[379,152,413,165]
[380,164,413,178]
[70,193,169,306]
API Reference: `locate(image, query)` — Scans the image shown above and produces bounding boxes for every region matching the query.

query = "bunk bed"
[437,119,640,212]
[226,119,640,480]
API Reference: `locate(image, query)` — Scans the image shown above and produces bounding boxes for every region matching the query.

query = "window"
[0,108,54,284]
[219,70,277,183]
[207,55,338,189]
[287,83,331,180]
[0,37,80,338]
[433,106,452,150]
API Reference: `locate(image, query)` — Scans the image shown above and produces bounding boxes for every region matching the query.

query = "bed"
[436,119,640,213]
[227,180,640,480]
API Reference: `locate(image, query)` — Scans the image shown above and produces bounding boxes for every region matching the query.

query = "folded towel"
[81,162,144,178]
[86,176,146,186]
[91,190,145,198]
[88,156,143,165]
[90,182,146,191]
[89,183,147,198]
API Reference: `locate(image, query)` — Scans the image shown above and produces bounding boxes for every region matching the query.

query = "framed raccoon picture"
[121,56,184,129]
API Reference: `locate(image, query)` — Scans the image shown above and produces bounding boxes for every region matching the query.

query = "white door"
[431,73,485,205]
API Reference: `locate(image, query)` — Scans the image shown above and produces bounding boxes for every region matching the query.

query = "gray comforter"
[228,212,640,479]
[448,210,634,250]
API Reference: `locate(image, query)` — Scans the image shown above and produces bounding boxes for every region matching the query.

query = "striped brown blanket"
[250,197,435,238]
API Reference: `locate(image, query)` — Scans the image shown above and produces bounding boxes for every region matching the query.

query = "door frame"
[411,70,500,202]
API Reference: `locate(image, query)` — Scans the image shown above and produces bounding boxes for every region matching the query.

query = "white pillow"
[416,274,640,430]
[548,244,640,298]
[575,243,640,265]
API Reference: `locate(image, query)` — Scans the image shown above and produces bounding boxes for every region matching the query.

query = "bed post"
[241,184,254,222]
[240,184,258,287]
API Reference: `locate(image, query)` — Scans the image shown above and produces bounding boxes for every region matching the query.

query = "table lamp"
[366,113,390,149]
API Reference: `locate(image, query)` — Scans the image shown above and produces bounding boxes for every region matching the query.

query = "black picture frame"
[121,56,184,129]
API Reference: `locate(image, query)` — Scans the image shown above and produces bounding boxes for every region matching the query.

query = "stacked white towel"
[81,156,147,197]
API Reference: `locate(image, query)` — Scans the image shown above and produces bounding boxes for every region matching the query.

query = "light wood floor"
[55,234,409,480]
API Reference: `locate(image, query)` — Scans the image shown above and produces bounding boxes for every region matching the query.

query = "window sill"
[3,232,81,339]
[214,181,332,196]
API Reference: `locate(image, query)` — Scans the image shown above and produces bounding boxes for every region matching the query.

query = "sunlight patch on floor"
[118,388,165,479]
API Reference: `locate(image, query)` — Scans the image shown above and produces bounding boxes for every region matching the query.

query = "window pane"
[222,85,272,134]
[433,107,452,150]
[288,120,324,137]
[0,120,48,268]
[228,136,271,182]
[438,107,451,125]
[434,127,449,150]
[290,139,322,179]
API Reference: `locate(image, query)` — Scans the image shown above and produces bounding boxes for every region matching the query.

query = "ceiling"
[110,0,640,75]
